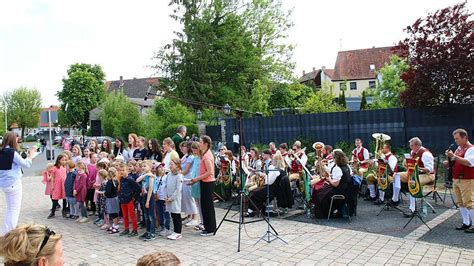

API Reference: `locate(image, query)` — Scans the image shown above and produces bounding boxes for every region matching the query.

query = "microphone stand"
[254,167,287,246]
[145,91,280,251]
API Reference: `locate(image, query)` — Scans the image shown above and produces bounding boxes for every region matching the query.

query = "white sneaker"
[185,219,199,227]
[78,217,88,223]
[167,232,182,240]
[159,229,171,237]
[181,217,191,225]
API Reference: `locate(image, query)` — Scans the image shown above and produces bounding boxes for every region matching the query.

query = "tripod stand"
[403,197,431,230]
[253,168,287,246]
[377,191,406,216]
[214,109,283,252]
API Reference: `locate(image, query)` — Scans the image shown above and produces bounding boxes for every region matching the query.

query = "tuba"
[312,142,328,183]
[372,133,391,159]
[372,133,391,189]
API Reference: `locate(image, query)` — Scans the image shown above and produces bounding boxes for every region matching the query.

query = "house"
[331,46,394,97]
[299,67,335,89]
[39,106,59,130]
[89,76,160,121]
[8,106,65,137]
[299,46,394,110]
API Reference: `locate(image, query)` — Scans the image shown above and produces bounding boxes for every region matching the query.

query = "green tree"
[99,90,143,140]
[249,79,270,115]
[2,87,42,139]
[150,98,198,140]
[57,63,106,135]
[371,55,408,109]
[338,90,346,108]
[301,91,346,114]
[268,81,313,110]
[0,105,5,135]
[360,90,368,110]
[154,0,294,108]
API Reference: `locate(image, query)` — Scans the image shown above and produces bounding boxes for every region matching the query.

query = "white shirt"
[163,152,172,172]
[458,145,474,167]
[266,165,280,185]
[419,147,434,173]
[330,166,343,181]
[299,153,308,167]
[0,148,32,188]
[353,147,370,161]
[283,154,291,169]
[374,153,398,172]
[233,134,240,144]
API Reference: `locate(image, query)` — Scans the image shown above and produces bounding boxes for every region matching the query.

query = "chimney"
[321,66,326,71]
[303,70,306,75]
[119,76,123,82]
[312,67,316,72]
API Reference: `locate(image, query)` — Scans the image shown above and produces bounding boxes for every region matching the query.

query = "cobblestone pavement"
[1,176,473,265]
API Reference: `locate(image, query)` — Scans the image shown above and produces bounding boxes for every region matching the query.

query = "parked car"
[24,134,38,142]
[54,136,63,145]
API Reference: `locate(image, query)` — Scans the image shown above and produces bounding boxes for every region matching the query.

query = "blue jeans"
[66,197,76,216]
[143,193,156,234]
[156,199,170,230]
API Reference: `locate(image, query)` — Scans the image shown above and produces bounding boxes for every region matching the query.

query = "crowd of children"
[41,133,209,241]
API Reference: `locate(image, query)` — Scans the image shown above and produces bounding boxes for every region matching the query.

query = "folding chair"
[327,195,351,222]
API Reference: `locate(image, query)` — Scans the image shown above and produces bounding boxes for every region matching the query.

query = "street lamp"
[4,105,7,133]
[223,104,231,115]
[196,110,202,120]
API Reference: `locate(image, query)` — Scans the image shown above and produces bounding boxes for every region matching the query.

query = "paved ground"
[1,149,472,265]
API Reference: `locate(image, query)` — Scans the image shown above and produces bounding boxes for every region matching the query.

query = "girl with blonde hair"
[0,224,63,266]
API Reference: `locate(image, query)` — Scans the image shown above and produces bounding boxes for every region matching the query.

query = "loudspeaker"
[91,120,102,137]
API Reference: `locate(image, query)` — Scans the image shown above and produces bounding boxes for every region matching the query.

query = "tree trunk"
[21,126,25,140]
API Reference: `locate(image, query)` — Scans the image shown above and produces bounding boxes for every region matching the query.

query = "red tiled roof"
[299,69,335,82]
[332,46,395,81]
[324,69,335,79]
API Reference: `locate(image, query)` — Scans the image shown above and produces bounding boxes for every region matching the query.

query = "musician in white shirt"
[366,144,398,205]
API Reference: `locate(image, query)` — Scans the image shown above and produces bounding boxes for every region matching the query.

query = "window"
[350,82,357,90]
[370,64,375,71]
[339,82,346,90]
[369,80,376,89]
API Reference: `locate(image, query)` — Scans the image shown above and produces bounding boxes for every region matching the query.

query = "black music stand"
[377,192,406,216]
[253,168,287,246]
[403,197,431,230]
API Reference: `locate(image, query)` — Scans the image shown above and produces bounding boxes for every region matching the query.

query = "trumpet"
[289,147,306,160]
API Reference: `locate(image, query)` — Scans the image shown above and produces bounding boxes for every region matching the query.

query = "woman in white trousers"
[0,132,34,234]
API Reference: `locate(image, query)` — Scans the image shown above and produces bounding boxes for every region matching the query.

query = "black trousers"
[86,189,96,212]
[51,199,67,214]
[200,181,216,233]
[171,213,182,234]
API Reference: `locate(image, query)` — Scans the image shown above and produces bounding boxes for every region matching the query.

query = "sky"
[1,0,471,107]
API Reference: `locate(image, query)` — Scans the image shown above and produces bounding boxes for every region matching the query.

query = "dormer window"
[369,64,375,71]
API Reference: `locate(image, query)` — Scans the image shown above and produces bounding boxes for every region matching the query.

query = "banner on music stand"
[406,158,423,198]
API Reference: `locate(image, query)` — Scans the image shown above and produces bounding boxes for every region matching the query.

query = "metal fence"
[211,105,473,153]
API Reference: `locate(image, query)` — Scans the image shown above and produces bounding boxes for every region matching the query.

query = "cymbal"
[372,133,391,141]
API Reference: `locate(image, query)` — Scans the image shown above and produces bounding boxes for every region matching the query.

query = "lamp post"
[48,108,54,162]
[4,105,7,133]
[223,104,231,115]
[196,110,206,136]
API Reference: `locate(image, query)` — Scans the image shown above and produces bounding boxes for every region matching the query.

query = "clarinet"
[447,143,455,182]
